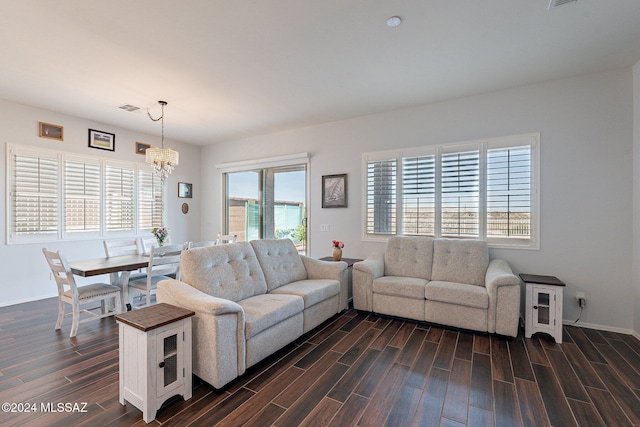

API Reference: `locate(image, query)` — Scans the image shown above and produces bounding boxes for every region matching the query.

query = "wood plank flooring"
[1,297,639,426]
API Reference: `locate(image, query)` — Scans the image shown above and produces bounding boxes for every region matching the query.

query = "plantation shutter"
[105,164,135,231]
[487,145,531,239]
[138,169,163,230]
[11,149,59,239]
[441,147,479,237]
[64,158,100,234]
[366,158,396,235]
[402,154,435,235]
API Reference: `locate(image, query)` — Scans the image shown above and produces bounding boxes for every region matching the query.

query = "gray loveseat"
[353,236,520,337]
[157,239,348,389]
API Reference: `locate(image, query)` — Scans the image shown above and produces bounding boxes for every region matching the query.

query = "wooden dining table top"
[69,254,149,277]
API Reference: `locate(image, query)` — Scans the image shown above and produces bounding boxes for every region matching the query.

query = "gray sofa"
[353,236,520,337]
[157,239,347,389]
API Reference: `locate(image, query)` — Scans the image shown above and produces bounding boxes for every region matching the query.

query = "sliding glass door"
[225,164,307,253]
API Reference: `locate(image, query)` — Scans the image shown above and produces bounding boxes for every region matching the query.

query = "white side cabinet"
[116,303,195,423]
[520,274,565,344]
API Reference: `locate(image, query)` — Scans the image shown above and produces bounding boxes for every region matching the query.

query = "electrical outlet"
[576,292,586,308]
[320,224,329,232]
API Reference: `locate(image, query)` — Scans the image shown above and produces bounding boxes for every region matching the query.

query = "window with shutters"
[7,144,165,243]
[138,169,164,230]
[9,147,59,242]
[366,157,397,235]
[363,133,539,249]
[105,163,135,232]
[64,157,101,237]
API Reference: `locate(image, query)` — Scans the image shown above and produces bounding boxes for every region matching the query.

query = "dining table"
[69,253,150,311]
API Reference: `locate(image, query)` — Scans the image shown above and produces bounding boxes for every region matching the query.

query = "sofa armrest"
[157,279,246,388]
[301,256,349,310]
[352,252,384,311]
[484,259,521,337]
[158,279,243,315]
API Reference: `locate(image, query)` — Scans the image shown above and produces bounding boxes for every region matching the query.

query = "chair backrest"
[103,238,142,257]
[216,233,237,245]
[140,236,173,254]
[42,248,78,297]
[147,244,184,282]
[187,241,216,249]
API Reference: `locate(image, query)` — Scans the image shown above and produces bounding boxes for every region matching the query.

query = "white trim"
[216,152,309,173]
[562,319,638,337]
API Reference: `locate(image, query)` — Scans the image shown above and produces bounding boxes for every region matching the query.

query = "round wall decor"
[181,203,189,214]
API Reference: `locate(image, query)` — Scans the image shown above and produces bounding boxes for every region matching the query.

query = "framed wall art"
[39,122,64,141]
[135,142,150,155]
[322,174,347,208]
[88,129,115,151]
[178,182,192,198]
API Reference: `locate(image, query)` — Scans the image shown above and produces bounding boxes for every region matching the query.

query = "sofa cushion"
[373,276,429,300]
[270,279,340,308]
[238,293,304,338]
[180,242,267,302]
[425,281,489,309]
[431,239,489,287]
[384,236,434,280]
[251,239,308,291]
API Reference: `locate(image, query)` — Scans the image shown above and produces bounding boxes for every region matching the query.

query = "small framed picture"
[322,174,347,208]
[39,122,64,141]
[135,142,150,155]
[88,129,115,151]
[178,182,192,198]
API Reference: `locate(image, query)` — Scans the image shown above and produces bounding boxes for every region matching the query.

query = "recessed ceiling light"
[387,16,402,28]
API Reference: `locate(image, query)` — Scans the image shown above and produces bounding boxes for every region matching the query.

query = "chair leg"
[115,292,123,314]
[146,292,152,307]
[55,298,65,331]
[101,300,106,314]
[70,303,80,338]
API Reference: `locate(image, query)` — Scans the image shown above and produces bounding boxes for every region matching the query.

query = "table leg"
[110,271,133,311]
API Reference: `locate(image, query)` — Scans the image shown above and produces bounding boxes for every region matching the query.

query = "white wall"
[633,61,640,337]
[202,68,635,333]
[0,100,201,306]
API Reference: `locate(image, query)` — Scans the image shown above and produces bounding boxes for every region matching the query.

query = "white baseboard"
[562,318,638,337]
[0,293,57,308]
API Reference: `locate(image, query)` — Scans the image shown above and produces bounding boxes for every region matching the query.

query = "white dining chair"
[42,248,123,338]
[103,238,143,257]
[128,243,183,308]
[216,233,237,245]
[187,240,216,249]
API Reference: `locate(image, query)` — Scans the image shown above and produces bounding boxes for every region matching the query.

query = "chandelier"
[146,100,179,180]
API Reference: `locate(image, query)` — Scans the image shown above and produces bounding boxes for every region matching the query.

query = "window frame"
[362,133,539,249]
[6,143,164,244]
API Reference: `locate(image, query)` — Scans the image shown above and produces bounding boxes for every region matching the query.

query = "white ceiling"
[1,1,639,146]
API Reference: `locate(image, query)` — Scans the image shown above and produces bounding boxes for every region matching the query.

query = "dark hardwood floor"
[1,298,640,426]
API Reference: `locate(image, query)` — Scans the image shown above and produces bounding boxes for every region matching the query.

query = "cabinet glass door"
[157,327,184,396]
[533,288,554,329]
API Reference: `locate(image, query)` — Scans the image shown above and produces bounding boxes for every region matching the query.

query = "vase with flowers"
[332,240,345,261]
[152,227,169,248]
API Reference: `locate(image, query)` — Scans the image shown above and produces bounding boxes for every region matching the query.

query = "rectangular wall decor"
[88,129,115,151]
[178,182,193,198]
[39,122,64,141]
[136,142,151,155]
[322,174,347,208]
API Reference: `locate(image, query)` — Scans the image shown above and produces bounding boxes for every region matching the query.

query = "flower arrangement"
[152,227,169,247]
[331,240,344,261]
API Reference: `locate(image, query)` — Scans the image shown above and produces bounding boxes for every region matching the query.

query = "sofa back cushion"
[431,239,489,287]
[180,241,267,301]
[384,236,434,280]
[250,239,308,291]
